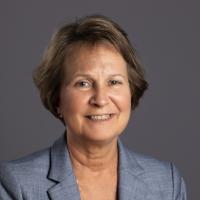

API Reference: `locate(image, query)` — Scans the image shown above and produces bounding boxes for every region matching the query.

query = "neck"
[66,133,118,173]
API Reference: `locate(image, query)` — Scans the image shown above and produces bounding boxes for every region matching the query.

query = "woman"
[0,15,186,200]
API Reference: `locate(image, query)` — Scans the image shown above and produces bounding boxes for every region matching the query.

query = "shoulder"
[125,148,187,199]
[0,147,50,176]
[127,148,172,172]
[0,148,51,199]
[0,134,67,199]
[119,140,176,175]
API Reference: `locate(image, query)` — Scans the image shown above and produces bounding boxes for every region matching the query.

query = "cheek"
[111,88,132,111]
[59,89,89,115]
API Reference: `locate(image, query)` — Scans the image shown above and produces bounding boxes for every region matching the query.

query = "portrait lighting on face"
[0,15,187,200]
[58,43,132,145]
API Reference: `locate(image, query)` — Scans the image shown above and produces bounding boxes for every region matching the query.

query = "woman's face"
[58,43,132,143]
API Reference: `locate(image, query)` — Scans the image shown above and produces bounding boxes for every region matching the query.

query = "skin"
[57,42,132,199]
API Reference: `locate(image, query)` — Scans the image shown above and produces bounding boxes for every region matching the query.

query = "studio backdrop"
[0,0,199,199]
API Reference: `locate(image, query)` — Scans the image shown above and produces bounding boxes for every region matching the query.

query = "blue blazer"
[0,134,186,200]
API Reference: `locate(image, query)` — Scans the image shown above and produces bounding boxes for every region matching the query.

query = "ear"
[57,107,63,118]
[57,106,61,113]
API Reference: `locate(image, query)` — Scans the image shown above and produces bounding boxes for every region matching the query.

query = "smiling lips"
[86,114,114,121]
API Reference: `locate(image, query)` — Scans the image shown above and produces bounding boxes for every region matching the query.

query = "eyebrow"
[73,73,126,79]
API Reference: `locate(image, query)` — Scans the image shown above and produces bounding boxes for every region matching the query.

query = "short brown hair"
[33,15,148,122]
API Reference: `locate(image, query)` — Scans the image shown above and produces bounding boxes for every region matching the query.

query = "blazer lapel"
[46,134,156,200]
[47,134,80,200]
[118,140,155,200]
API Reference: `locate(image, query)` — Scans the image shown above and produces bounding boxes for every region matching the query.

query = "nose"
[89,87,110,107]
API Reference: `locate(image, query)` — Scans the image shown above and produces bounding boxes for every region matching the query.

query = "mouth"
[85,114,115,121]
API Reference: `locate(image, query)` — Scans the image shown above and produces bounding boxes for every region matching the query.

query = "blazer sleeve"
[0,163,23,200]
[171,163,187,200]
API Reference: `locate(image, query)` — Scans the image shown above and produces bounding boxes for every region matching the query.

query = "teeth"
[88,114,111,121]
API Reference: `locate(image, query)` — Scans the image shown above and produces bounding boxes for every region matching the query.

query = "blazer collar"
[47,134,154,200]
[47,134,80,200]
[117,140,155,200]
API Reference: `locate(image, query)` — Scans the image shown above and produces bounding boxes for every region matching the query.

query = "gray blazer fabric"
[0,134,186,200]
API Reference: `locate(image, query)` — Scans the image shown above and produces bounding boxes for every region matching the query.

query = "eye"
[109,80,123,86]
[75,80,91,88]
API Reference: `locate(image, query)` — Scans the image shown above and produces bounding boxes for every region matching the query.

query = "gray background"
[0,0,199,199]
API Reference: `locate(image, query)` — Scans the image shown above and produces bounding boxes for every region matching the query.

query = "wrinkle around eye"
[108,79,123,87]
[74,80,92,88]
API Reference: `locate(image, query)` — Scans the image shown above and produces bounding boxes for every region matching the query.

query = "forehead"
[63,42,128,77]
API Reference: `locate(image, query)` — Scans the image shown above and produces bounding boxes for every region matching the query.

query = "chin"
[81,132,120,145]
